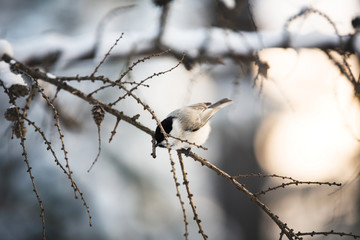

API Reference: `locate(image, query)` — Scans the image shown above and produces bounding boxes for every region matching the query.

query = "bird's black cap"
[155,116,174,147]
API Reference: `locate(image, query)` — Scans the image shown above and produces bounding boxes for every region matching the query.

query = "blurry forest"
[0,0,360,240]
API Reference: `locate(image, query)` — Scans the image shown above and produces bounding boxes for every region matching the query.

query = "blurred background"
[0,0,359,239]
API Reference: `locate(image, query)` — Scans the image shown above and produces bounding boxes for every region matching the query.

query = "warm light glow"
[255,49,360,181]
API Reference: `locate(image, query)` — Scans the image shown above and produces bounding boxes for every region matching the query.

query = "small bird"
[155,98,232,151]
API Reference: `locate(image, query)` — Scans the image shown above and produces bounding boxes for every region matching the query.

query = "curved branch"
[179,149,297,240]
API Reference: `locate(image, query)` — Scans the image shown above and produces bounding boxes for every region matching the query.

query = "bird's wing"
[187,102,211,111]
[169,100,231,132]
[199,98,232,127]
[170,103,209,132]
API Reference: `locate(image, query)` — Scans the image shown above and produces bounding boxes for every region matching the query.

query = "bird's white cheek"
[170,119,183,138]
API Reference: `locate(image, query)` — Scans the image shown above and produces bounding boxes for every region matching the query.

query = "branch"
[297,230,360,239]
[1,84,46,240]
[179,149,298,240]
[233,173,342,196]
[2,53,154,136]
[177,151,207,239]
[11,26,353,69]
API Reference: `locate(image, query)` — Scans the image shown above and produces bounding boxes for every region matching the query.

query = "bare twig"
[233,173,342,197]
[19,126,46,240]
[109,117,121,143]
[166,147,189,240]
[323,49,360,101]
[0,85,47,240]
[87,124,102,172]
[117,49,171,83]
[180,149,299,240]
[177,151,206,240]
[22,85,36,117]
[91,33,124,77]
[285,7,358,102]
[109,50,180,107]
[297,230,360,239]
[2,54,154,136]
[33,79,78,198]
[50,87,61,104]
[88,104,106,172]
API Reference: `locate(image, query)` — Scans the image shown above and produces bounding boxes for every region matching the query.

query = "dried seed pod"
[4,106,19,122]
[8,84,29,97]
[92,104,105,126]
[13,120,27,139]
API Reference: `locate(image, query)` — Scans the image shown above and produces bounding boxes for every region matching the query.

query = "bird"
[154,98,232,152]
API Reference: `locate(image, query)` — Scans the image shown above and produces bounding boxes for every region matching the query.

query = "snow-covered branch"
[9,27,355,70]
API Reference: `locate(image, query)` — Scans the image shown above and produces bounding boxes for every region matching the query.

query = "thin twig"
[19,120,45,240]
[34,80,78,198]
[87,125,102,172]
[117,49,171,83]
[91,33,124,77]
[24,119,93,226]
[3,90,47,240]
[109,50,178,107]
[180,150,298,240]
[19,128,46,240]
[285,7,357,101]
[166,147,189,240]
[177,151,206,240]
[109,117,121,143]
[22,85,36,117]
[297,230,360,239]
[50,87,61,104]
[233,173,341,196]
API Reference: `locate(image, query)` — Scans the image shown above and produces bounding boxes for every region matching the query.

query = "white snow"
[8,27,350,67]
[162,27,207,57]
[0,61,26,88]
[46,72,56,79]
[0,39,13,58]
[220,0,236,9]
[12,33,95,69]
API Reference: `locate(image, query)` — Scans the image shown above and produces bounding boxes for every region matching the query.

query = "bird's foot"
[183,148,191,157]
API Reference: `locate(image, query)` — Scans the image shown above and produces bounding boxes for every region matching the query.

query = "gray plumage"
[155,98,232,149]
[168,98,232,132]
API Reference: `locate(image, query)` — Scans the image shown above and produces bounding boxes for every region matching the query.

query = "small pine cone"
[92,104,105,126]
[13,120,27,139]
[4,106,19,122]
[8,84,29,97]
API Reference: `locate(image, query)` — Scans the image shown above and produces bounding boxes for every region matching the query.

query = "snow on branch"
[9,26,352,69]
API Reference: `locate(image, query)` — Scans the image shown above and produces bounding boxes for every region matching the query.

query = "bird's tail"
[209,98,232,109]
[199,98,232,125]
